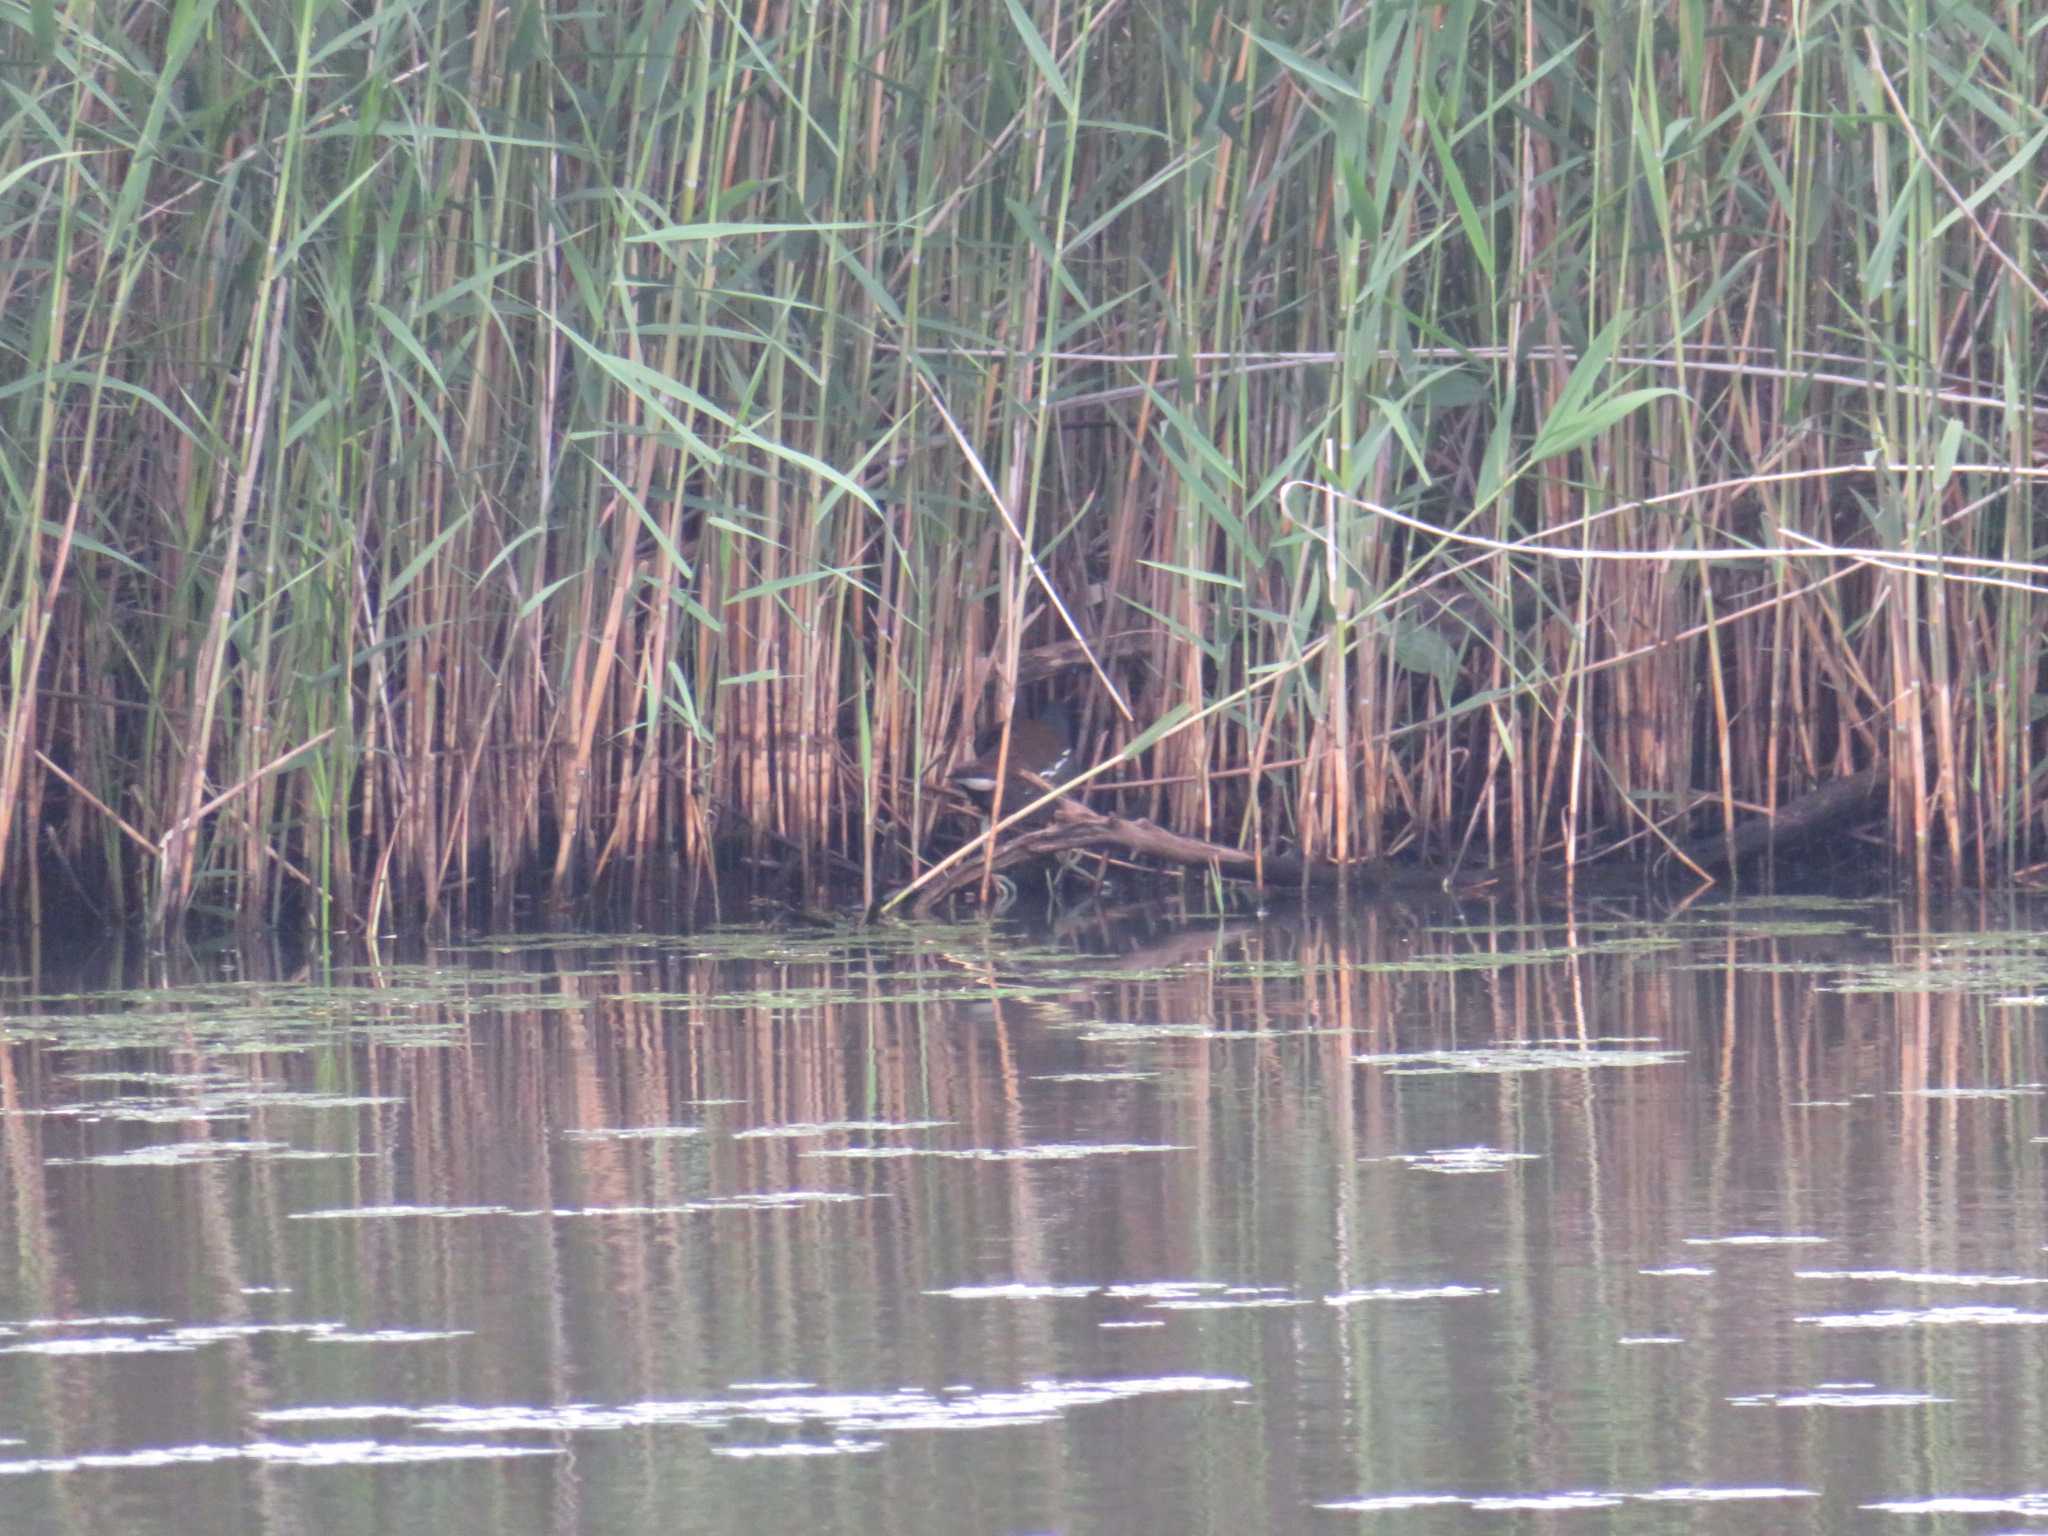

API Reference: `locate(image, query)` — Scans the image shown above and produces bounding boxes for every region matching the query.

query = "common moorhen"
[950,704,1076,793]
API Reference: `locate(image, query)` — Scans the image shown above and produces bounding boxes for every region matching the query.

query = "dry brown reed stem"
[1276,464,2048,870]
[33,751,151,857]
[7,2,2043,928]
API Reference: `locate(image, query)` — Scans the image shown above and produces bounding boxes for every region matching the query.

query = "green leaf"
[1933,418,1964,491]
[1392,621,1462,693]
[1121,705,1196,760]
[1002,0,1078,118]
[1528,388,1681,464]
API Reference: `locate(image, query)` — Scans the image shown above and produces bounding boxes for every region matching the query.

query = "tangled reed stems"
[3,1,2044,934]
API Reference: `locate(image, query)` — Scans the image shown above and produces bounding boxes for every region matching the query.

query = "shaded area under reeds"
[4,0,2046,935]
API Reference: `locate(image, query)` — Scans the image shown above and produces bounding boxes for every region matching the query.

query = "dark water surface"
[3,896,2047,1535]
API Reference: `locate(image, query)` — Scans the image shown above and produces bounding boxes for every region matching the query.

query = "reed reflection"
[0,899,2044,1534]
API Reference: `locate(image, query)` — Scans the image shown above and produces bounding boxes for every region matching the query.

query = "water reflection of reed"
[1,905,2044,1532]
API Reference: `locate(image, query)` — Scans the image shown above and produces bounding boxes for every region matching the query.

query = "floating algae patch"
[452,920,1081,971]
[542,1192,875,1215]
[621,985,871,1010]
[1372,1146,1541,1175]
[1313,1485,1817,1515]
[560,1125,709,1141]
[1148,1289,1309,1311]
[0,1335,194,1357]
[1029,1070,1160,1083]
[224,1091,405,1110]
[1811,929,2048,999]
[732,1119,951,1139]
[1324,1284,1499,1306]
[632,980,1075,1011]
[924,1283,1102,1300]
[1347,935,1684,975]
[1068,1020,1350,1043]
[8,1085,402,1138]
[1063,1021,1223,1042]
[1102,1281,1230,1301]
[289,1204,520,1221]
[1729,1388,1948,1408]
[1798,1305,2048,1329]
[1355,1045,1685,1075]
[0,1441,560,1475]
[712,1440,885,1460]
[46,1140,293,1168]
[443,932,682,958]
[1796,1270,2048,1288]
[1656,895,1885,940]
[288,1193,877,1222]
[1678,919,1873,940]
[253,1373,1247,1441]
[0,964,634,1052]
[804,1142,1185,1163]
[1701,959,1855,976]
[1683,1234,1829,1248]
[1417,919,1656,939]
[21,1100,249,1126]
[0,1319,470,1357]
[62,1070,234,1086]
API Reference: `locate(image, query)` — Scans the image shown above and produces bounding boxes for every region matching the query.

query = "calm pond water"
[2,894,2047,1535]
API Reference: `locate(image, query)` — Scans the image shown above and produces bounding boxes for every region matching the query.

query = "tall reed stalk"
[3,0,2044,934]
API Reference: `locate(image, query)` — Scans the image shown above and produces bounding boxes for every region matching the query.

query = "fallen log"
[1676,767,1884,872]
[908,796,1441,912]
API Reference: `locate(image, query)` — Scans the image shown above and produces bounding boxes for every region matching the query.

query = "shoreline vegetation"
[3,2,2044,936]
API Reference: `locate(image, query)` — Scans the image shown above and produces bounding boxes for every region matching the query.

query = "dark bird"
[950,704,1076,793]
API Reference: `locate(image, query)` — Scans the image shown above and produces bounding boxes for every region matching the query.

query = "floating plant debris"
[0,1442,562,1476]
[560,1125,707,1141]
[1356,1046,1685,1075]
[1865,1495,2048,1516]
[1319,1487,1814,1513]
[0,1319,467,1357]
[1150,1289,1307,1311]
[1682,1234,1828,1248]
[1325,1285,1498,1306]
[46,1140,292,1167]
[1796,1269,2048,1288]
[290,1204,517,1221]
[711,1440,884,1459]
[803,1143,1185,1162]
[1028,1071,1159,1083]
[1799,1305,2048,1329]
[924,1283,1100,1300]
[1729,1387,1947,1408]
[732,1119,951,1138]
[289,1193,873,1221]
[1372,1146,1539,1174]
[256,1375,1248,1439]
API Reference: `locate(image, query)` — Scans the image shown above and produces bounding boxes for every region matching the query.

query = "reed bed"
[2,0,2044,934]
